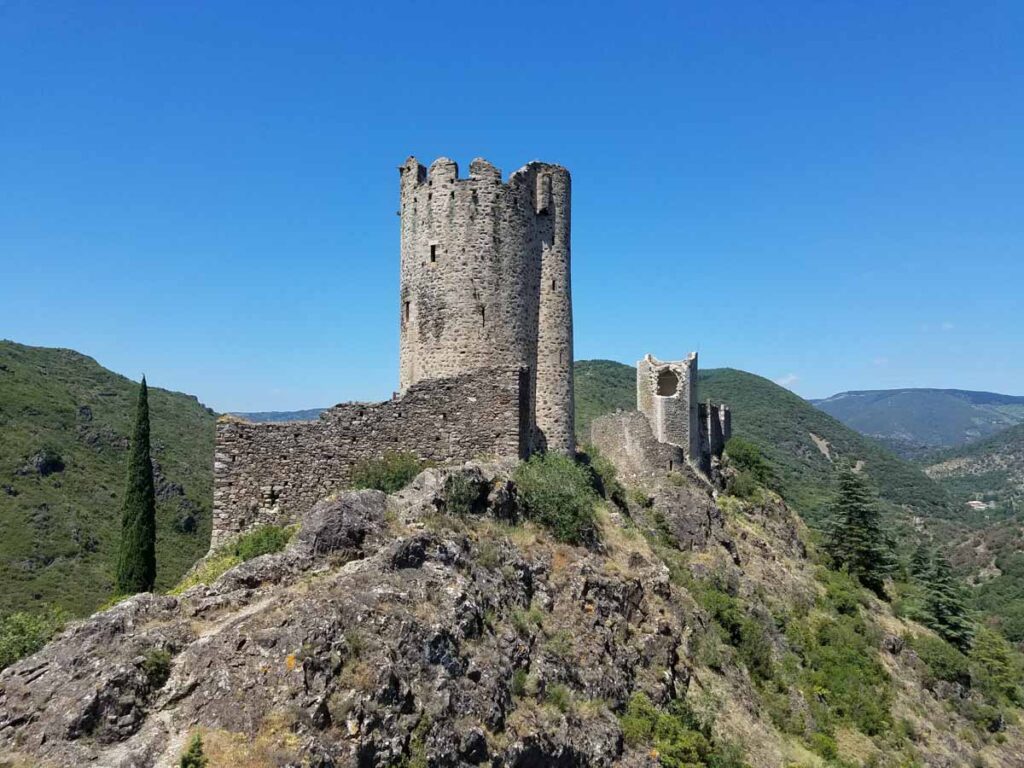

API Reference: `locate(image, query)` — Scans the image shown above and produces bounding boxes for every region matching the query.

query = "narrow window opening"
[450,191,455,200]
[551,279,556,291]
[430,245,437,263]
[403,301,410,322]
[480,306,486,326]
[669,460,674,471]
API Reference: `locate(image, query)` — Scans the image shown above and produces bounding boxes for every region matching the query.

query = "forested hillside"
[0,341,216,618]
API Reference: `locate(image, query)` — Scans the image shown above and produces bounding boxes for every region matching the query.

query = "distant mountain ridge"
[813,388,1024,458]
[232,408,326,422]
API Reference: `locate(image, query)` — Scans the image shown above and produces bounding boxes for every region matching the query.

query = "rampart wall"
[212,367,526,548]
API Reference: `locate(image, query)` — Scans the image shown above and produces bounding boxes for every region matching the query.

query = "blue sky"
[2,1,1021,411]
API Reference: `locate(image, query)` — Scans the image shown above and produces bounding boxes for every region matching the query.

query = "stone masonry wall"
[636,353,699,459]
[212,367,526,548]
[589,410,686,485]
[398,156,574,455]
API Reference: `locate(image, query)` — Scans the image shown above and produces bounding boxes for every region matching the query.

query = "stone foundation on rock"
[212,367,527,548]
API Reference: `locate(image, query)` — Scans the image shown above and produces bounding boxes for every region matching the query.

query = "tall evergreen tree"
[116,376,157,593]
[824,466,895,597]
[925,553,974,650]
[909,540,933,579]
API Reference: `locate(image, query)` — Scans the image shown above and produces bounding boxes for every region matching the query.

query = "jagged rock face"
[0,466,696,767]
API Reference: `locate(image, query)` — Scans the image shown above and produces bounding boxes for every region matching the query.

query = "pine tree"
[116,376,157,594]
[909,540,933,579]
[924,553,974,650]
[179,732,208,768]
[824,466,895,597]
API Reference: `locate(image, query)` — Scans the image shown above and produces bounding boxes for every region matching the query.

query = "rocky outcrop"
[3,462,1022,768]
[0,464,699,767]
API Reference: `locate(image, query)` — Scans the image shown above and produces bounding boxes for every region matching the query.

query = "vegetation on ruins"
[170,524,295,594]
[513,453,598,545]
[350,451,425,494]
[116,377,158,594]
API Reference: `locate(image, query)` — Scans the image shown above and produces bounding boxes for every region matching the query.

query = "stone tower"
[398,156,575,455]
[636,353,700,460]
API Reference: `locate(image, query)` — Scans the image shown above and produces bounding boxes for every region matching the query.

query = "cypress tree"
[824,466,895,597]
[116,376,157,594]
[925,553,974,650]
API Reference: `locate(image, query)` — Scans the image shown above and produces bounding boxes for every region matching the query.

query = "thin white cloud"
[872,356,889,367]
[775,373,799,388]
[941,321,955,331]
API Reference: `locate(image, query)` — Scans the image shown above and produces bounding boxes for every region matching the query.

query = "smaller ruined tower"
[637,353,700,460]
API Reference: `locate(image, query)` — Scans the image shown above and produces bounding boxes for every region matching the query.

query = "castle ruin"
[212,157,575,546]
[590,351,731,483]
[399,157,574,455]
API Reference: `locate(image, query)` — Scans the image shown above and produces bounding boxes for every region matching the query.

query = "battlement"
[399,156,570,189]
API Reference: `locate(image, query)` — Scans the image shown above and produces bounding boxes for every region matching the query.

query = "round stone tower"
[398,156,574,455]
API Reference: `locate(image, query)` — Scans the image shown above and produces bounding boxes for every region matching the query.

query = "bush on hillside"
[0,606,68,672]
[579,444,627,509]
[442,472,488,516]
[911,634,971,688]
[169,525,295,594]
[619,693,746,768]
[350,451,425,493]
[513,453,598,545]
[233,524,293,561]
[969,626,1023,706]
[724,437,774,489]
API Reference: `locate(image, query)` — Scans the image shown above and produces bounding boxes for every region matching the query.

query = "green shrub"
[724,437,774,488]
[350,451,425,493]
[808,732,837,760]
[0,606,68,672]
[628,486,653,509]
[142,647,173,689]
[912,634,970,688]
[546,683,572,713]
[443,472,486,515]
[691,585,774,682]
[169,551,241,594]
[725,470,760,501]
[233,524,293,561]
[179,732,208,768]
[581,444,627,508]
[619,693,741,768]
[819,568,868,616]
[511,668,528,697]
[799,615,892,736]
[969,626,1023,706]
[513,453,598,545]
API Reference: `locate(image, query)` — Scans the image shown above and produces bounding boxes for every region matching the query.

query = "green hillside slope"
[575,360,952,525]
[0,341,215,618]
[926,422,1024,510]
